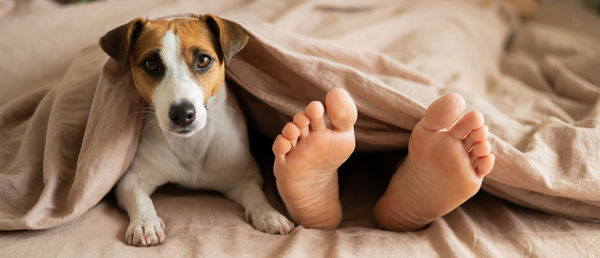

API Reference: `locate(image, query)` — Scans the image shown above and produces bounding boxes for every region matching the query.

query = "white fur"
[153,31,206,135]
[115,30,294,247]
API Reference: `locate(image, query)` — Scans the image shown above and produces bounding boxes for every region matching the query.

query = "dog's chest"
[160,128,248,190]
[137,112,247,190]
[157,126,222,183]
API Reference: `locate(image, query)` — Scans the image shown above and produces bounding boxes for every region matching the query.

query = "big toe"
[325,88,357,131]
[420,93,466,131]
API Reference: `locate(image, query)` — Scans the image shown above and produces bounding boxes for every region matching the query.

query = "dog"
[99,14,295,247]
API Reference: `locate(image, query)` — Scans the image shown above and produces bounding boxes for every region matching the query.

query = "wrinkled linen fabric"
[1,0,600,256]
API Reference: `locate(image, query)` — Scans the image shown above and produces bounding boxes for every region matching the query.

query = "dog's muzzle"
[169,100,196,128]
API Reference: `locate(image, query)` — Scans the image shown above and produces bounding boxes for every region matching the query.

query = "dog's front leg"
[225,179,295,235]
[115,173,165,247]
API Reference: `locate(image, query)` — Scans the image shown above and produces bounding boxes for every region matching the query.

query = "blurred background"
[1,0,599,18]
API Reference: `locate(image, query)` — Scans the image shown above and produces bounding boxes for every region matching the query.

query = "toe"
[464,125,489,151]
[155,225,165,243]
[420,93,466,131]
[280,218,295,235]
[293,111,310,138]
[273,135,292,157]
[287,220,296,233]
[282,122,301,146]
[126,231,133,245]
[133,226,145,246]
[449,111,485,140]
[145,234,154,246]
[143,225,156,246]
[475,154,495,177]
[306,101,326,131]
[278,215,295,235]
[470,141,491,157]
[325,88,357,131]
[279,217,293,235]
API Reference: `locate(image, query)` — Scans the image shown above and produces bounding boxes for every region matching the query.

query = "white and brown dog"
[99,15,294,247]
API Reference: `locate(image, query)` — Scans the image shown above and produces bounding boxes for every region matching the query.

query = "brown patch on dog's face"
[100,15,248,136]
[128,18,225,103]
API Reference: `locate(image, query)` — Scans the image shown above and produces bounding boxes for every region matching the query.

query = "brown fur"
[100,15,248,104]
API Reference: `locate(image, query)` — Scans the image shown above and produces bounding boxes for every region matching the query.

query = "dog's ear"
[204,15,249,65]
[99,17,147,64]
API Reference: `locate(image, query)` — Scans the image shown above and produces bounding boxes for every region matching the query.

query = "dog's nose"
[169,101,196,127]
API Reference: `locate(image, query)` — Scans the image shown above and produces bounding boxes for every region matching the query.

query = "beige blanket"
[1,0,600,256]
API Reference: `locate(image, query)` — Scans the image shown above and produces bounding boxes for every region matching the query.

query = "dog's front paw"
[247,209,295,235]
[125,216,166,247]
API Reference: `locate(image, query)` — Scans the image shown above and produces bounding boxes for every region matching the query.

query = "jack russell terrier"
[99,14,294,247]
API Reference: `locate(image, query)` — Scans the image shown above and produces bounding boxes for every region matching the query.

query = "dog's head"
[99,15,248,137]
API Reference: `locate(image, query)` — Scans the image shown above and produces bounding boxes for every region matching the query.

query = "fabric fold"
[1,0,599,231]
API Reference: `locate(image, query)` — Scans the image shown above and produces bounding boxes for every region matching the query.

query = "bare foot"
[374,93,495,231]
[272,88,357,229]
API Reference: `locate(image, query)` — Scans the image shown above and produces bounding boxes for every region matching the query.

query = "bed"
[1,0,600,256]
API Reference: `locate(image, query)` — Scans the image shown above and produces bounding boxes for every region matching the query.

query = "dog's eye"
[145,59,158,71]
[195,54,213,71]
[140,55,164,77]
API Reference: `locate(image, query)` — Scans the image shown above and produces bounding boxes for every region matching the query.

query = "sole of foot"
[272,88,357,229]
[374,93,495,231]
